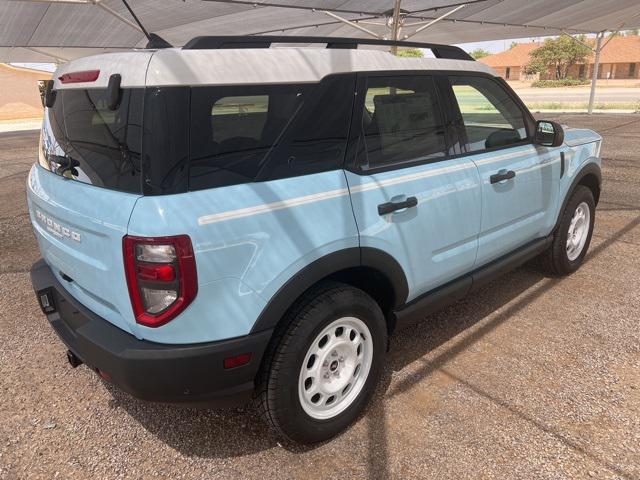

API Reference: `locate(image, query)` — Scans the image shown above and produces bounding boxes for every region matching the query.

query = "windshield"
[41,88,144,194]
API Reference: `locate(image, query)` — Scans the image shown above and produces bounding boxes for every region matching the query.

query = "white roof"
[52,47,495,89]
[2,0,640,63]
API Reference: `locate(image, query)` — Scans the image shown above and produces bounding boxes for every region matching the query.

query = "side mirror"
[534,120,564,147]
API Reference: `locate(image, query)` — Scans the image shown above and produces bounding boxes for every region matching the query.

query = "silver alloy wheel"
[298,316,374,420]
[566,201,591,261]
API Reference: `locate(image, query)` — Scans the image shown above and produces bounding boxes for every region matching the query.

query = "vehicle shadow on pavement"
[105,385,282,457]
[362,209,640,480]
[362,262,549,479]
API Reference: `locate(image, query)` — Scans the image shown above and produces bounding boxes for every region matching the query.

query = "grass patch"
[531,79,591,88]
[526,101,640,111]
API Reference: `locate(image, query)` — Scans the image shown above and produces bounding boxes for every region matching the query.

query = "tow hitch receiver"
[66,350,83,368]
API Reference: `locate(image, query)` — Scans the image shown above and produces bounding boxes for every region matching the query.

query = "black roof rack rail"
[182,36,474,61]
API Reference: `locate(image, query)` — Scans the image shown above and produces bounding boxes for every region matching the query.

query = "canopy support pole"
[94,0,145,34]
[389,0,402,54]
[588,32,604,115]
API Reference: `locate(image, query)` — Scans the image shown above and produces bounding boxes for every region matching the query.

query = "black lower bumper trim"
[30,259,273,407]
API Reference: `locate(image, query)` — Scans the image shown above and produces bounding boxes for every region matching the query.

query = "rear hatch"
[27,53,152,335]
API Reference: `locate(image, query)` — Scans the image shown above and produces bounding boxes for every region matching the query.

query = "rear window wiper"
[48,154,80,177]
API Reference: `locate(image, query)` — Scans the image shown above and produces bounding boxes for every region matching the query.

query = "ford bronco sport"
[29,36,602,444]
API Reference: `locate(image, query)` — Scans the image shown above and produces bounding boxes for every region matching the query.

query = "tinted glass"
[189,84,308,191]
[211,95,269,143]
[142,87,190,195]
[40,88,144,193]
[359,76,447,170]
[450,76,527,152]
[267,75,355,179]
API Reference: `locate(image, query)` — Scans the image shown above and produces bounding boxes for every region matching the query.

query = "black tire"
[540,185,595,275]
[254,281,387,444]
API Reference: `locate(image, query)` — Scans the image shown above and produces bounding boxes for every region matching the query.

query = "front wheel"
[540,185,595,275]
[255,282,387,444]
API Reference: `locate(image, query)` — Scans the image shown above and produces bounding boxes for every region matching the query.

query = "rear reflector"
[58,70,100,84]
[223,353,252,369]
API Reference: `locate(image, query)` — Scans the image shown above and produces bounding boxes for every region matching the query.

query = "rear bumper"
[30,259,272,407]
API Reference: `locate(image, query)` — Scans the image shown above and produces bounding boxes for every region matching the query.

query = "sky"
[458,38,536,54]
[13,62,56,72]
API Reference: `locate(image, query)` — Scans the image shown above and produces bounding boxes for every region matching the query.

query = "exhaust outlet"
[66,350,83,368]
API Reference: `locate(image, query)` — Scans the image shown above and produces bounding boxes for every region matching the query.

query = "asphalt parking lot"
[1,114,639,479]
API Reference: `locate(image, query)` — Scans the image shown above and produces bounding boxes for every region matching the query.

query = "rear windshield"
[40,77,353,195]
[41,88,144,193]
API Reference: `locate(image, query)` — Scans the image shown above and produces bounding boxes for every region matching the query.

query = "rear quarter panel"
[127,170,358,344]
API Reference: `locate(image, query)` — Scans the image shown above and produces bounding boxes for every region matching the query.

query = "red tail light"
[123,235,198,328]
[58,70,100,84]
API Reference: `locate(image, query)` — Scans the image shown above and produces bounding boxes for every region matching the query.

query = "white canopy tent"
[2,0,640,111]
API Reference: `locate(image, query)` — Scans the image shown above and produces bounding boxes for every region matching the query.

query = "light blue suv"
[29,36,602,443]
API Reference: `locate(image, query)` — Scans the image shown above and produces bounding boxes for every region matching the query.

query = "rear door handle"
[378,196,418,215]
[490,170,516,184]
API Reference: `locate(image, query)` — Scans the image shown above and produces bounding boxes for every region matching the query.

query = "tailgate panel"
[28,164,141,335]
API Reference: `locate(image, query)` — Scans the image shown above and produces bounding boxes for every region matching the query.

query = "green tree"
[524,35,591,80]
[396,48,423,58]
[469,48,491,59]
[510,41,519,49]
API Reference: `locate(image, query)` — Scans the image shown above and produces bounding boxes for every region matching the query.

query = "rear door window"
[358,75,448,170]
[449,76,528,152]
[188,84,309,191]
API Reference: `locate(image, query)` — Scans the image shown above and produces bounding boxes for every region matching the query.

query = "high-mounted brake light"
[58,70,100,84]
[123,235,198,328]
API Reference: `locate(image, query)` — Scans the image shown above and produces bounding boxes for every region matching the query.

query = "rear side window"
[359,76,447,170]
[450,76,528,152]
[41,88,144,193]
[211,95,269,143]
[266,74,355,180]
[189,84,309,191]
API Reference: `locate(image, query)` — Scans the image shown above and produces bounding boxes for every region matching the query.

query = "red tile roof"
[479,43,540,68]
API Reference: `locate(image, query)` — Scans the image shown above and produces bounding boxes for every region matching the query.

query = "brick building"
[479,36,640,81]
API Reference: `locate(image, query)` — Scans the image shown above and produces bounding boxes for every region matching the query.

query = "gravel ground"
[1,115,639,479]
